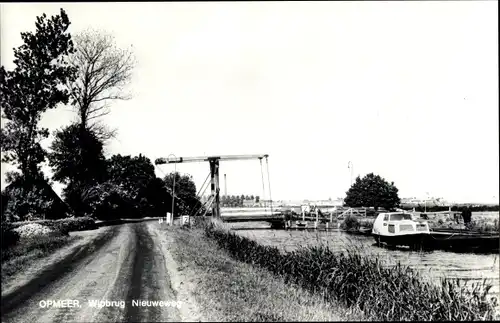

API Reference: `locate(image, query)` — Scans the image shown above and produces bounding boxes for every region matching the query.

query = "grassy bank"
[1,234,81,282]
[1,217,96,282]
[165,225,365,321]
[198,218,498,321]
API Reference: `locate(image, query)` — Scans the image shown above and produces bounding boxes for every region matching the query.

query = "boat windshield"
[390,213,412,221]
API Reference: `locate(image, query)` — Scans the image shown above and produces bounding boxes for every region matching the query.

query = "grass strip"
[1,235,81,282]
[199,218,498,321]
[166,226,366,322]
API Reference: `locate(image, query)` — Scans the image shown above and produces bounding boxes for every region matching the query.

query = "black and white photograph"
[1,1,499,322]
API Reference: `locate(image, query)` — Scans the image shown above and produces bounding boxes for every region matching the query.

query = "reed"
[202,221,498,321]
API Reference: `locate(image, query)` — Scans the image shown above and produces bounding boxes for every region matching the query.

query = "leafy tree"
[255,196,260,203]
[344,173,400,210]
[88,154,156,219]
[163,172,199,216]
[80,181,130,220]
[140,177,173,218]
[2,180,53,222]
[2,176,71,221]
[1,190,10,223]
[1,9,76,182]
[67,28,136,141]
[48,124,107,216]
[49,124,107,185]
[106,154,156,201]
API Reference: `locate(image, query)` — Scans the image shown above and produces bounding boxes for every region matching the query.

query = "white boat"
[372,212,430,248]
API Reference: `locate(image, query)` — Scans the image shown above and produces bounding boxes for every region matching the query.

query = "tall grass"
[200,219,498,321]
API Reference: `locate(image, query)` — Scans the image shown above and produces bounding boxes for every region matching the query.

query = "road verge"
[153,223,364,321]
[1,226,117,315]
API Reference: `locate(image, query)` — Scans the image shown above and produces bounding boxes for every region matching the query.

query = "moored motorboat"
[372,212,430,248]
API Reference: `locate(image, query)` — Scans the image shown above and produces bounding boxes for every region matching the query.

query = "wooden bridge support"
[209,158,221,218]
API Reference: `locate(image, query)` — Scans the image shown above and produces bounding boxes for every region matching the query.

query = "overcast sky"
[1,2,498,203]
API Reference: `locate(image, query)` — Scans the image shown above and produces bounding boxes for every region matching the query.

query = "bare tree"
[68,28,136,140]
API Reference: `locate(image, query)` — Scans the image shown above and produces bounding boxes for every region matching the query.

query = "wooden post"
[209,158,221,218]
[214,159,220,218]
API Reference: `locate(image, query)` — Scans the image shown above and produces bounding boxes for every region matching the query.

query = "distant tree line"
[343,173,499,214]
[401,205,500,213]
[220,195,259,207]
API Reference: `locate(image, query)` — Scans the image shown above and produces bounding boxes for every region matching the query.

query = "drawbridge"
[155,154,276,220]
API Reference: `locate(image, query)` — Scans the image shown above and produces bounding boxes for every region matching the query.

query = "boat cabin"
[372,212,430,236]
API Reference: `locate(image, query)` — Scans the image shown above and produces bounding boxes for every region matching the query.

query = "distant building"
[400,197,449,208]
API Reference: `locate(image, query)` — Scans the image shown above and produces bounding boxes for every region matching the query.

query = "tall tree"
[140,177,173,218]
[1,9,76,182]
[344,173,400,210]
[48,123,107,186]
[80,154,157,219]
[67,28,136,141]
[48,124,107,215]
[106,154,156,201]
[163,172,199,216]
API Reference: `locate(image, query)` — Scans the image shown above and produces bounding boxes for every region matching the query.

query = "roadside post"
[182,215,191,227]
[166,212,173,225]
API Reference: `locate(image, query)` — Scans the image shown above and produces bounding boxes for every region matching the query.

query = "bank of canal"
[229,222,500,300]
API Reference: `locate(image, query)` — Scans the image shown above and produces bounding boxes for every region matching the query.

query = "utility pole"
[168,154,177,222]
[224,173,227,197]
[348,161,353,187]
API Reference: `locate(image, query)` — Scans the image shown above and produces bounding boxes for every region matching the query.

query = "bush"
[8,216,97,235]
[12,223,61,238]
[340,214,360,231]
[82,182,138,220]
[58,216,97,231]
[1,234,72,263]
[1,223,20,248]
[203,223,498,321]
[358,218,374,230]
[466,220,500,234]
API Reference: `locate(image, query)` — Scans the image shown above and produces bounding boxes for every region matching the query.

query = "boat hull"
[373,233,428,248]
[423,232,500,252]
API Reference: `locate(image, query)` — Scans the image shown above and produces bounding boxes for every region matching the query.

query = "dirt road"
[1,221,197,323]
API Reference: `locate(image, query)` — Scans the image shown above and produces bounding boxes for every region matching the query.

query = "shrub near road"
[9,216,97,233]
[1,217,97,282]
[201,220,498,321]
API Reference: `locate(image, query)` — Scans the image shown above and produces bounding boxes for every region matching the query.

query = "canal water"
[228,221,500,301]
